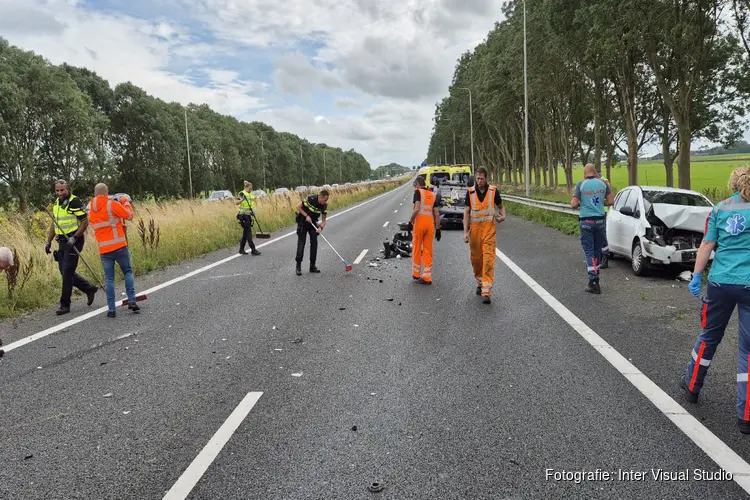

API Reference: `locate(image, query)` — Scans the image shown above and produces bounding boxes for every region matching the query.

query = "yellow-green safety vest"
[53,195,85,235]
[238,190,255,214]
[303,197,324,216]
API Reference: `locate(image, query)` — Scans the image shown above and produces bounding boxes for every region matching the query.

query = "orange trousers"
[412,217,434,282]
[469,223,496,296]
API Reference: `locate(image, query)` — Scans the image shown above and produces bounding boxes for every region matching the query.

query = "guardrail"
[502,195,580,216]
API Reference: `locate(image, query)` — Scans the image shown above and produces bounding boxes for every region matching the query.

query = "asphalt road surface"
[2,182,750,499]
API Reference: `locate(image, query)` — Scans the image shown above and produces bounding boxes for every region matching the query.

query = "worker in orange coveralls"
[463,167,505,304]
[409,175,441,284]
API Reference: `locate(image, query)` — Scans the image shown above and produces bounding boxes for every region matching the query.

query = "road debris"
[339,307,346,310]
[103,393,113,398]
[24,454,33,460]
[367,482,385,493]
[351,425,358,431]
[292,372,303,377]
[678,270,692,281]
[293,338,303,344]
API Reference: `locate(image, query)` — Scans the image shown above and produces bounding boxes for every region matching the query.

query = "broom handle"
[308,220,346,263]
[45,208,105,289]
[241,193,264,233]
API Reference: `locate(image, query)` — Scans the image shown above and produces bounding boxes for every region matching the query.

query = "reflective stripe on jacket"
[88,195,133,255]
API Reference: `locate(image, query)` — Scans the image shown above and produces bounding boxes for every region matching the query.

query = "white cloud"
[0,0,507,167]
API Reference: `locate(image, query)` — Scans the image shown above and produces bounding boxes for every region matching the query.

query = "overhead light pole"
[260,131,266,191]
[523,0,530,196]
[457,87,474,173]
[184,107,193,198]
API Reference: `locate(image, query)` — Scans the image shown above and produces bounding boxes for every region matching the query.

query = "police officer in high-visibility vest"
[571,164,614,294]
[295,189,329,275]
[44,179,98,315]
[597,171,612,269]
[410,175,441,284]
[463,167,505,304]
[681,166,750,434]
[235,180,261,256]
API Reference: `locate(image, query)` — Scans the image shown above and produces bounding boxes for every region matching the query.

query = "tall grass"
[0,179,409,320]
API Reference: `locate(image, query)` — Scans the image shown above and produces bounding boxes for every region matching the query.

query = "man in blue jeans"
[88,183,139,318]
[571,164,613,294]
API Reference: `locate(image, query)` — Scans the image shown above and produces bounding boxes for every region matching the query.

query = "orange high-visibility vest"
[469,185,497,224]
[88,195,133,255]
[417,189,436,218]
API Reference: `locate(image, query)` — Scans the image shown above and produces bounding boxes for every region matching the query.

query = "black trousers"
[57,236,96,307]
[238,215,255,251]
[295,222,318,265]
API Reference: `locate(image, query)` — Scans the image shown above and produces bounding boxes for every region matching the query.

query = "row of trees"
[0,38,374,211]
[426,0,750,190]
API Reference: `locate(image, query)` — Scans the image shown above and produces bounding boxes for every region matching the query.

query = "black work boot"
[239,245,248,255]
[476,286,481,296]
[600,255,609,269]
[56,305,70,316]
[128,302,140,313]
[585,279,601,294]
[738,418,750,435]
[680,374,699,403]
[295,262,302,276]
[482,296,491,304]
[86,288,98,306]
[309,263,320,273]
[251,249,261,256]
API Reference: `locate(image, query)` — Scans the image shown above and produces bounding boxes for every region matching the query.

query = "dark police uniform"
[50,195,98,313]
[296,194,328,271]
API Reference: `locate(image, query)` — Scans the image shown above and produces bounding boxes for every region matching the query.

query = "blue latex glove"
[688,272,703,298]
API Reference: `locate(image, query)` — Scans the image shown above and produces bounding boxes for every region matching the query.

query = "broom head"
[121,294,148,306]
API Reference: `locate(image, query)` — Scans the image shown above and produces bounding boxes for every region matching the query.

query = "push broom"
[240,193,271,239]
[308,220,352,272]
[45,208,148,307]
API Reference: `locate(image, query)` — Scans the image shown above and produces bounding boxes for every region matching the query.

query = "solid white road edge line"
[353,249,368,265]
[383,221,389,228]
[4,184,408,353]
[162,391,263,500]
[494,247,750,493]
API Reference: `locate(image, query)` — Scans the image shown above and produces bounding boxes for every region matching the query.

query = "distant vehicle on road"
[206,190,233,202]
[436,179,470,229]
[606,185,715,276]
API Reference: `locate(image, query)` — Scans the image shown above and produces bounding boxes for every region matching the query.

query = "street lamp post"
[184,107,193,198]
[260,131,266,191]
[299,143,304,185]
[523,0,530,196]
[457,87,474,173]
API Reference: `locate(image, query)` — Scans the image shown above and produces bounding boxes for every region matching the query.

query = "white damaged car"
[606,185,714,276]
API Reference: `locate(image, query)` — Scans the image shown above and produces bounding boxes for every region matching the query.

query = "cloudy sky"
[0,0,506,169]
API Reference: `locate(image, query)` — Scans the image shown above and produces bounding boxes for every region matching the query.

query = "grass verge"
[0,179,409,320]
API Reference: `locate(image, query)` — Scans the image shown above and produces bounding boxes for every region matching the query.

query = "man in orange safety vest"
[463,167,505,304]
[409,175,441,284]
[88,183,140,318]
